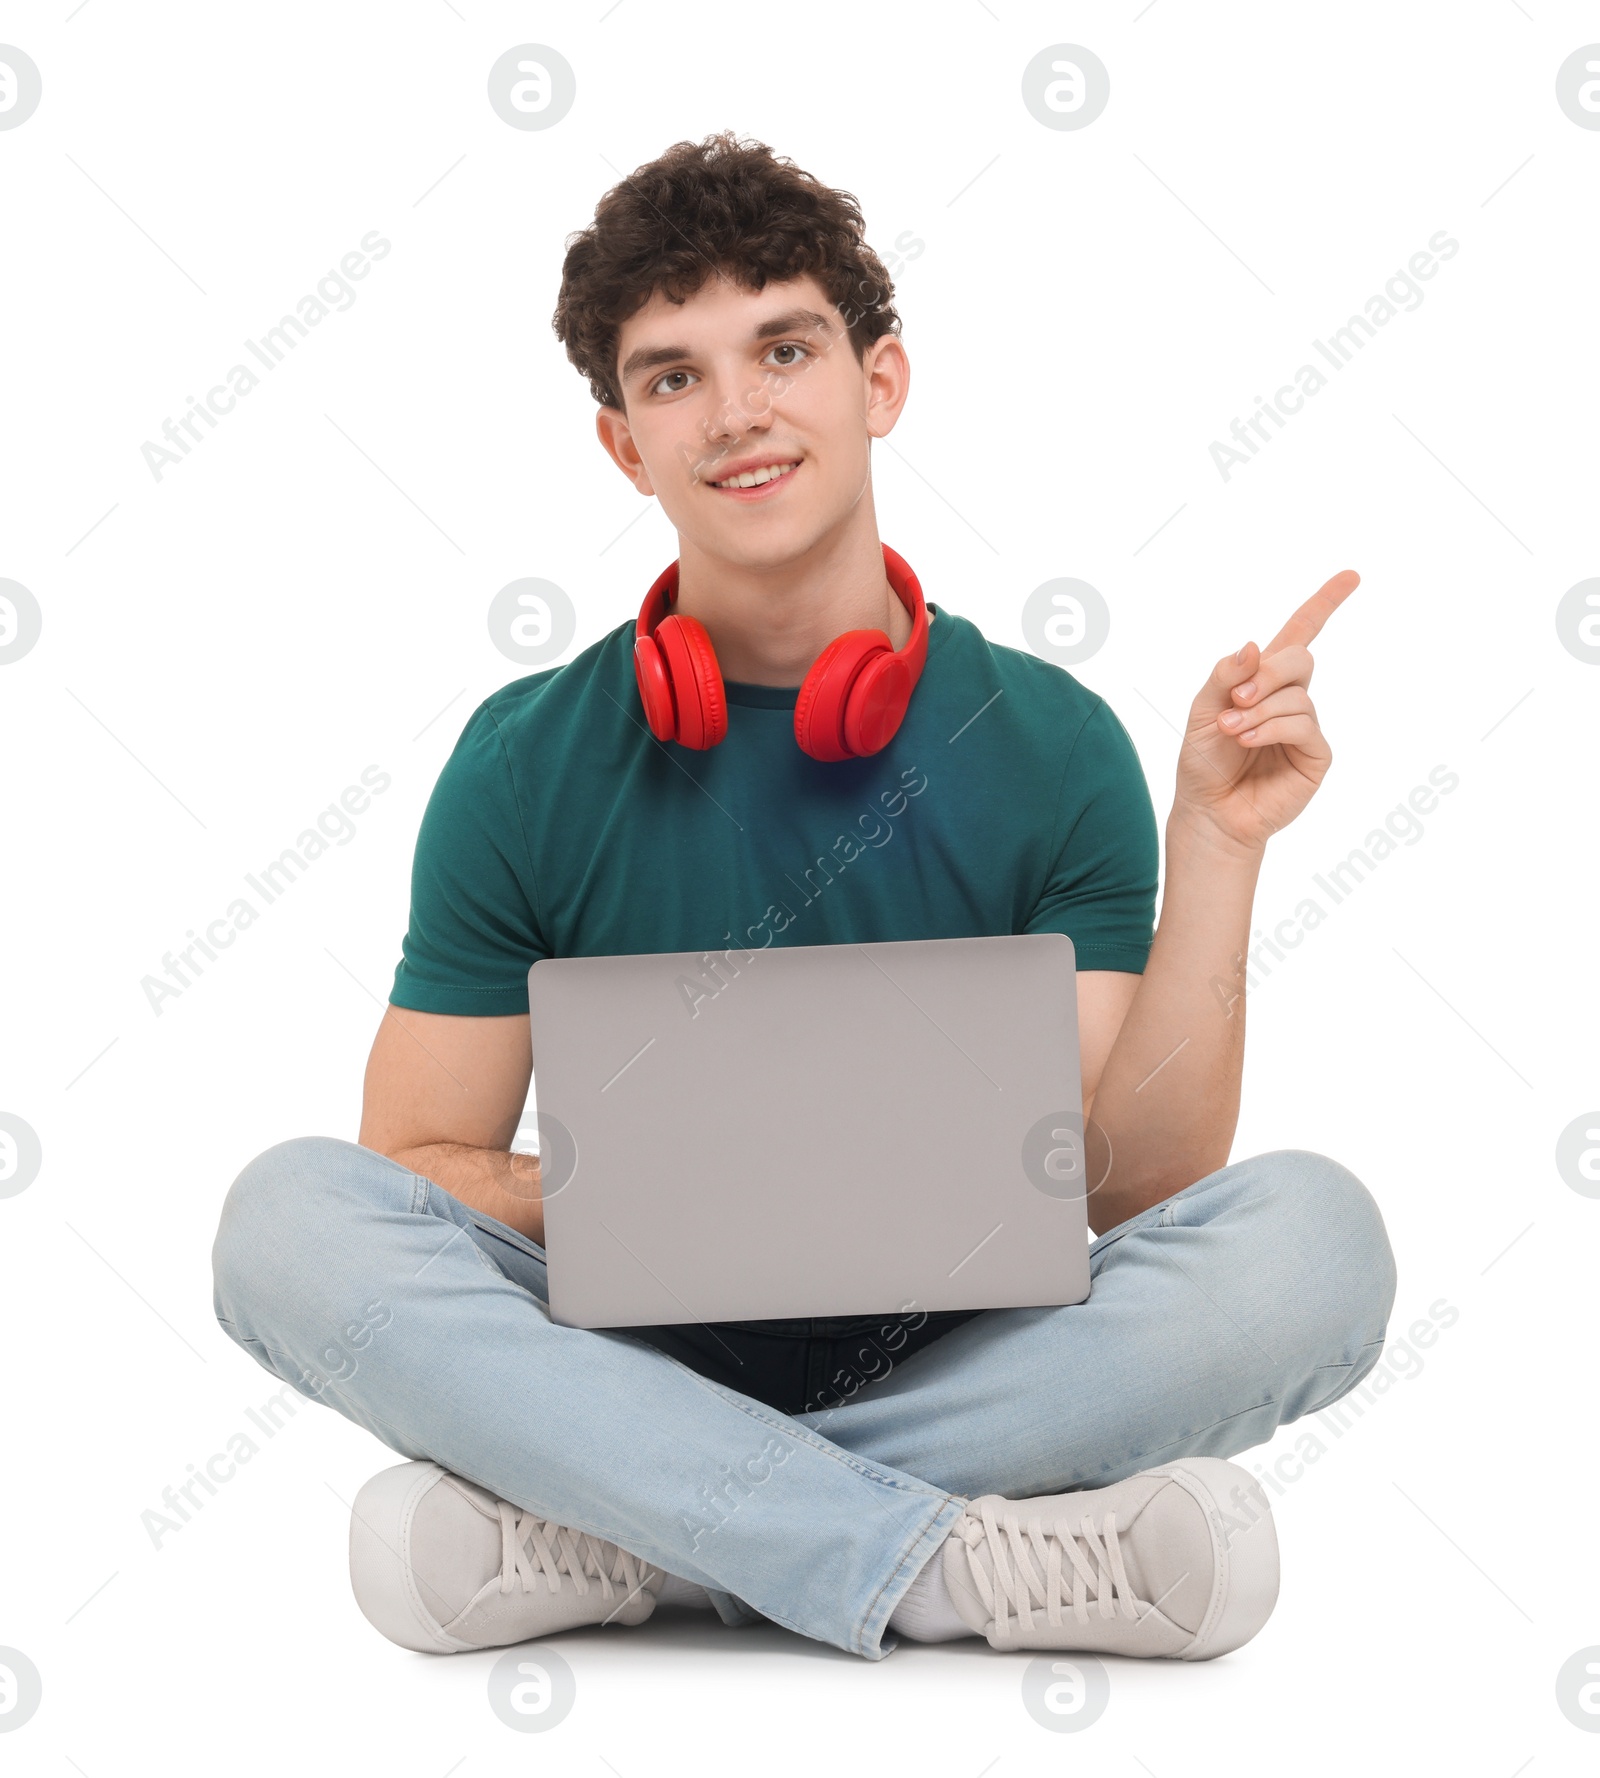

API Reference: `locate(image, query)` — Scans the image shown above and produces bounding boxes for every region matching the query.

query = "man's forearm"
[1085,811,1263,1231]
[388,1142,545,1244]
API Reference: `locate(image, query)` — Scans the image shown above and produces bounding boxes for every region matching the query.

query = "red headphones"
[634,543,930,761]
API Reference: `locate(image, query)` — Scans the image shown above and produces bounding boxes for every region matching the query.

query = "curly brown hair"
[552,130,903,412]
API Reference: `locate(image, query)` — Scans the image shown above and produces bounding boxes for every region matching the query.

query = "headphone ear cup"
[794,630,889,761]
[634,634,678,742]
[841,650,914,756]
[654,612,728,750]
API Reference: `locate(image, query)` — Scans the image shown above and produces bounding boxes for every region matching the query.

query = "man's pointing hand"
[1174,569,1359,855]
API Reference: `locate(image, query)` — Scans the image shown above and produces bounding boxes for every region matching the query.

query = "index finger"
[1263,568,1360,657]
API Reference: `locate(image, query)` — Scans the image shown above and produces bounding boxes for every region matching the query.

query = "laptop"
[527,932,1091,1329]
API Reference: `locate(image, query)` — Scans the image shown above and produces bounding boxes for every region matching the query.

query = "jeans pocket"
[467,1208,548,1263]
[1087,1203,1166,1277]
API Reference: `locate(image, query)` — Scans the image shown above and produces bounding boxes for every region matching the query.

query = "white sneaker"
[943,1457,1279,1658]
[349,1461,663,1653]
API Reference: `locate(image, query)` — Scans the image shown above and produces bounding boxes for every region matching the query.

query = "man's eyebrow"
[619,308,835,390]
[750,307,834,343]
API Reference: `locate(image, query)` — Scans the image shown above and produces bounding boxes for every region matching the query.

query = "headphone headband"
[633,544,929,759]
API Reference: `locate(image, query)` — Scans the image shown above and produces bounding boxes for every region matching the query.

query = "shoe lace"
[497,1501,661,1618]
[959,1498,1140,1646]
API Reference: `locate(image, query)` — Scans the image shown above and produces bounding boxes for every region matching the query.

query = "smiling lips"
[707,459,800,498]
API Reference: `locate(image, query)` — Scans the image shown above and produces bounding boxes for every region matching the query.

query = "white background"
[2,2,1596,1772]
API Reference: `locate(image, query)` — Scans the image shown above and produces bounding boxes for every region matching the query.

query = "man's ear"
[595,404,656,496]
[863,333,910,442]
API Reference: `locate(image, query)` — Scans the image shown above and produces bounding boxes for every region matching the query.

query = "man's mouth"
[708,460,800,492]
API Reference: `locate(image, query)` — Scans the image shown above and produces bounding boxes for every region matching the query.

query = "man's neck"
[671,530,923,688]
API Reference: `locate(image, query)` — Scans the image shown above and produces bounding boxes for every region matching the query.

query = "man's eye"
[650,369,695,396]
[767,342,808,367]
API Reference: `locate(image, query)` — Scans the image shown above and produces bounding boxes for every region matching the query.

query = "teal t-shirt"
[389,602,1158,1016]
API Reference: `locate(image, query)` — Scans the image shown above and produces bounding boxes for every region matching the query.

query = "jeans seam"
[1310,1336,1387,1376]
[1302,1336,1388,1412]
[855,1490,967,1656]
[1112,1396,1283,1470]
[1313,1348,1382,1372]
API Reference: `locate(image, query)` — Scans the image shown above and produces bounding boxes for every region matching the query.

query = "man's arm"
[1079,569,1360,1235]
[1077,824,1259,1233]
[358,1007,545,1243]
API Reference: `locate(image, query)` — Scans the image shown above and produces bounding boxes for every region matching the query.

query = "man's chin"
[675,515,837,575]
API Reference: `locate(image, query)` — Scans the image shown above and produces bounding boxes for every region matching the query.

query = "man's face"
[596,272,908,571]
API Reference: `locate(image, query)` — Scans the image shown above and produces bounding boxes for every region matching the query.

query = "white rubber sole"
[1158,1458,1281,1660]
[348,1460,475,1655]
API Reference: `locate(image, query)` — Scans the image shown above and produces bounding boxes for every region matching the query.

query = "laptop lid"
[528,932,1090,1329]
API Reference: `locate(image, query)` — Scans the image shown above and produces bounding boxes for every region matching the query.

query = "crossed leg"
[211,1138,1394,1658]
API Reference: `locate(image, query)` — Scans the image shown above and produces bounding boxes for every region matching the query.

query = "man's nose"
[705,363,777,437]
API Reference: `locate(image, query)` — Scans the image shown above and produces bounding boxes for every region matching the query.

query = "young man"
[212,133,1396,1663]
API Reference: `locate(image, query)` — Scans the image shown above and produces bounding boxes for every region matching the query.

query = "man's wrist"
[397,1142,544,1244]
[491,1152,544,1241]
[1165,803,1268,873]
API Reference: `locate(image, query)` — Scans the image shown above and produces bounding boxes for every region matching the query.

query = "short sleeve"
[1023,697,1158,974]
[388,702,548,1016]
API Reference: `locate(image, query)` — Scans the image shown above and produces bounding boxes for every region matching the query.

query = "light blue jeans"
[210,1138,1396,1659]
